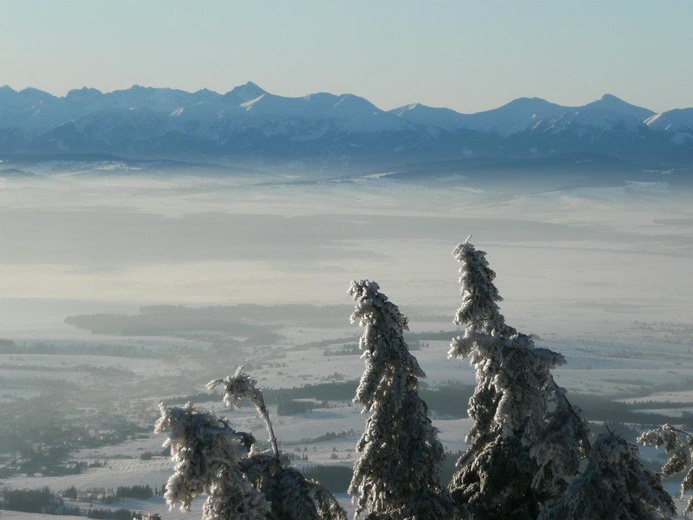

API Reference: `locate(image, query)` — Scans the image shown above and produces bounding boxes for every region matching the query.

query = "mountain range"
[1,82,692,170]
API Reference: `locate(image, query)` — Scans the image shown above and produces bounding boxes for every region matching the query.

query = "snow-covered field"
[1,164,692,517]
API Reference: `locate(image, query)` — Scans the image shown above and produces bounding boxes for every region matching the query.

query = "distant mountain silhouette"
[0,83,691,168]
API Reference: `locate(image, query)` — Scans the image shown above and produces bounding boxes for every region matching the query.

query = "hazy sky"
[1,0,692,113]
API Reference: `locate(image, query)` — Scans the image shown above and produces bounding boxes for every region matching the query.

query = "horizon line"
[1,82,684,117]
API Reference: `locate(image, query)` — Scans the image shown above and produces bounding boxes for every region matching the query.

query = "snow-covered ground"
[1,165,692,517]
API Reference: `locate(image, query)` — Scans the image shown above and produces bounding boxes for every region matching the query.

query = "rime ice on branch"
[348,279,454,520]
[208,367,279,458]
[639,424,693,515]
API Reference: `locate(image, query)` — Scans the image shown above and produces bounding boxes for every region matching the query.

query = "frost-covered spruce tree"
[348,280,454,520]
[154,402,270,520]
[448,239,589,520]
[538,433,675,520]
[639,424,693,515]
[155,368,346,520]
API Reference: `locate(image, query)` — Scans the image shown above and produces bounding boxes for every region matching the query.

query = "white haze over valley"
[1,163,691,340]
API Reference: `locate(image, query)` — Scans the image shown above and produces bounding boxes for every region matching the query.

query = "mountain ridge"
[1,83,692,169]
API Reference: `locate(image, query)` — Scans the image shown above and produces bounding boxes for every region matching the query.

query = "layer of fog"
[1,166,692,342]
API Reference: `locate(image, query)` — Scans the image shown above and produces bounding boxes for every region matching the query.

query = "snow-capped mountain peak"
[225,81,267,103]
[644,107,693,143]
[455,97,567,136]
[389,103,467,131]
[580,94,654,121]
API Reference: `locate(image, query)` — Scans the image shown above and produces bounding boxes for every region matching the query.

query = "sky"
[1,0,692,114]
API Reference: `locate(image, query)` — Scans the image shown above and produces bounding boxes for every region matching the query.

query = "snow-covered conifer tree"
[155,369,346,520]
[208,368,346,520]
[154,402,270,520]
[447,239,589,519]
[639,424,693,515]
[538,433,675,520]
[348,279,454,520]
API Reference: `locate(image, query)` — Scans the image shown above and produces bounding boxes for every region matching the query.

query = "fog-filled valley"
[2,158,693,517]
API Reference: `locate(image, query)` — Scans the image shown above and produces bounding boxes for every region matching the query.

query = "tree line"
[1,486,150,519]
